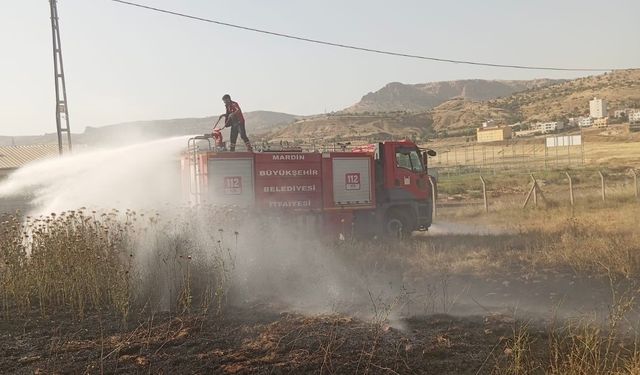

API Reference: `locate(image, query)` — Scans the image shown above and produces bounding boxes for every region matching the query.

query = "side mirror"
[422,149,436,172]
[422,152,428,172]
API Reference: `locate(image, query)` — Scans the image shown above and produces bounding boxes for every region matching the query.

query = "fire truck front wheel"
[384,209,414,238]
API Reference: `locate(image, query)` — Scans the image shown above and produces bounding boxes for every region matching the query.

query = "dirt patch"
[0,306,535,375]
[2,204,639,374]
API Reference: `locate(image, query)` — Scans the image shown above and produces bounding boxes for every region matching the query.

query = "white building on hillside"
[482,119,496,128]
[630,111,640,124]
[594,117,609,128]
[532,121,564,133]
[613,108,639,118]
[567,117,585,127]
[589,97,608,118]
[579,117,593,128]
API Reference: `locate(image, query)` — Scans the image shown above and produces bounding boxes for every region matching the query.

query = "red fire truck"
[182,138,436,238]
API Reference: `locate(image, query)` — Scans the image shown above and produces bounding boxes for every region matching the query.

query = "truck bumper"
[416,201,433,230]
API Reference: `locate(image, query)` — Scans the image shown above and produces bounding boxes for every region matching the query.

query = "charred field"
[1,201,640,374]
[0,306,525,374]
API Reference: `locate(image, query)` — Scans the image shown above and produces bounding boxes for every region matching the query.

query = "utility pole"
[49,0,72,155]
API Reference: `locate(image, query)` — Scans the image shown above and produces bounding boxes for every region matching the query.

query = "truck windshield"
[395,148,424,172]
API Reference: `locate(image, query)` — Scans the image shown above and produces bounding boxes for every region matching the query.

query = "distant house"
[578,117,594,128]
[531,121,564,133]
[567,118,580,127]
[481,120,496,128]
[0,145,60,179]
[593,117,609,128]
[613,108,638,119]
[476,126,512,143]
[629,111,640,125]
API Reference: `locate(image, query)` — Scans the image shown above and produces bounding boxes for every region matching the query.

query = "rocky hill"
[492,69,640,122]
[80,110,298,145]
[5,70,639,146]
[269,70,640,140]
[0,111,297,147]
[429,99,516,132]
[429,69,640,130]
[344,79,564,113]
[265,113,433,142]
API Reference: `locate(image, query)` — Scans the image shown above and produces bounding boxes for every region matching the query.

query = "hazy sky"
[1,0,638,136]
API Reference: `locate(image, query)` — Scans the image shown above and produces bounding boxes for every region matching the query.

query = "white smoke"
[3,139,604,323]
[0,137,399,316]
[424,221,506,236]
[0,136,189,215]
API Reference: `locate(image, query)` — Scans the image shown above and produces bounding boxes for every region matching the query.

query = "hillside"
[492,69,640,122]
[429,98,516,132]
[266,113,433,142]
[80,110,298,145]
[5,71,640,146]
[265,70,640,140]
[431,69,640,129]
[344,79,564,113]
[0,111,297,146]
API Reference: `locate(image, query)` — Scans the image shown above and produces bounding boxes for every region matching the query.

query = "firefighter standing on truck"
[219,94,253,152]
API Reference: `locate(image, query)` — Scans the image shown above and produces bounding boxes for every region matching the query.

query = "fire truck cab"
[352,140,436,236]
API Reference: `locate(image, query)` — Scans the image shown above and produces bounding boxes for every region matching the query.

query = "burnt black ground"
[0,305,534,375]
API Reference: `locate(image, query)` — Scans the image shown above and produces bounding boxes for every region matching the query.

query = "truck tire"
[384,209,412,238]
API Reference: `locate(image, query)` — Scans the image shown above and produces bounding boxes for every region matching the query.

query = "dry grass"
[487,275,640,375]
[427,180,640,374]
[2,189,640,373]
[0,207,237,321]
[434,165,640,280]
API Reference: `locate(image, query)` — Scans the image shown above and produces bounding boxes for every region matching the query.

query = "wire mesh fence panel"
[431,167,639,215]
[430,142,585,176]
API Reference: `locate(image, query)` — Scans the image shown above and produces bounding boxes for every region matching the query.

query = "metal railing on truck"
[186,135,212,204]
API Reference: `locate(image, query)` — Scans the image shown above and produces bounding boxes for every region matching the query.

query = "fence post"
[632,169,638,199]
[472,145,476,167]
[598,170,606,202]
[544,144,548,169]
[566,172,574,214]
[482,146,486,168]
[480,175,488,213]
[429,176,437,219]
[522,174,538,209]
[533,144,537,169]
[532,174,538,206]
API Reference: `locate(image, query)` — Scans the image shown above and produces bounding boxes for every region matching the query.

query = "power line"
[111,0,616,72]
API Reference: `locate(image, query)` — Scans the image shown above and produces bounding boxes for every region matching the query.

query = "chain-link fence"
[431,167,639,216]
[429,141,585,177]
